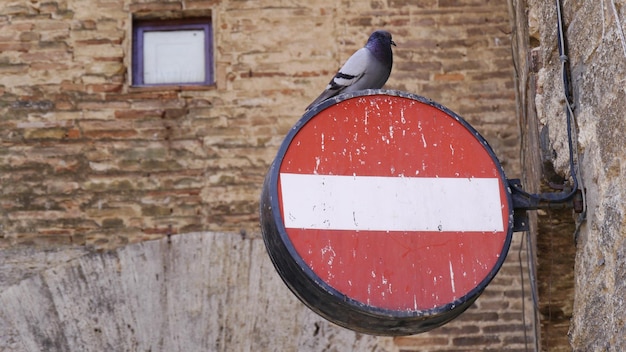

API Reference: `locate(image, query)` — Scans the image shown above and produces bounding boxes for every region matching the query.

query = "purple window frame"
[132,19,214,86]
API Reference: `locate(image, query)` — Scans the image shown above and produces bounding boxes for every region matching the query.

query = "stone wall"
[511,0,626,350]
[0,232,536,352]
[0,0,534,350]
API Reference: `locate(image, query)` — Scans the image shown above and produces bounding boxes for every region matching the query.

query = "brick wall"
[1,0,533,350]
[0,0,519,248]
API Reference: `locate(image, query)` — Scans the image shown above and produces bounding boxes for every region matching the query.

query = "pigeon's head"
[367,30,396,49]
[366,30,395,69]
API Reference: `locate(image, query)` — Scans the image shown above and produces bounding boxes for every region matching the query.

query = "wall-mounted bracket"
[508,179,584,232]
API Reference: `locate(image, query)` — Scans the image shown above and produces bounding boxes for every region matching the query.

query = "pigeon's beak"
[391,40,397,47]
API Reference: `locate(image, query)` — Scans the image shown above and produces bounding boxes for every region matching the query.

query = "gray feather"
[306,30,395,111]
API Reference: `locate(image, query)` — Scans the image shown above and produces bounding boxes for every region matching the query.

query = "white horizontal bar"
[280,173,504,232]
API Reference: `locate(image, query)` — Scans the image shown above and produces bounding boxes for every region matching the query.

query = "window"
[132,19,213,86]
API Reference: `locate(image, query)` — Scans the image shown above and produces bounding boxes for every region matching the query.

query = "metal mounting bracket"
[508,179,584,232]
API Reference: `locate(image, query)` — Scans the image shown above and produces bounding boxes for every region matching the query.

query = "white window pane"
[143,30,206,84]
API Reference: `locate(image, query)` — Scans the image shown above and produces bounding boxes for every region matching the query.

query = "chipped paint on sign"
[276,94,510,311]
[449,260,456,294]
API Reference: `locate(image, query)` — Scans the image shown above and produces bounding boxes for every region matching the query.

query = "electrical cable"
[518,2,585,350]
[518,230,527,351]
[510,0,581,205]
[527,230,541,352]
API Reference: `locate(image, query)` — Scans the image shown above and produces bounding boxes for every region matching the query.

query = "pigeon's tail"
[305,90,336,111]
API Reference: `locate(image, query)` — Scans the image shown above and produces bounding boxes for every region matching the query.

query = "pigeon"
[306,30,396,111]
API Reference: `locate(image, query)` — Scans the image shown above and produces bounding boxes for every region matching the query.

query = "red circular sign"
[261,90,512,335]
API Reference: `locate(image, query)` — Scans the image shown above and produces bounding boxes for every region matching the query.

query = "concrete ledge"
[0,232,385,351]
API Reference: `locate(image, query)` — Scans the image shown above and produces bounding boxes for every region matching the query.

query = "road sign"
[260,90,513,335]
